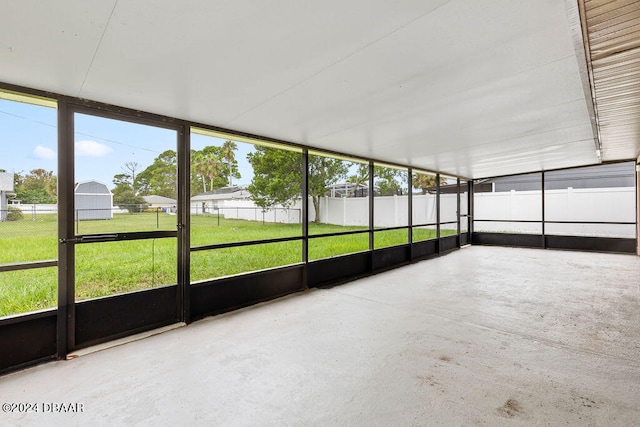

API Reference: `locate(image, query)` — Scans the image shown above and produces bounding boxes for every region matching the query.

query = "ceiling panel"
[80,0,449,124]
[224,0,600,177]
[0,0,117,96]
[0,0,612,179]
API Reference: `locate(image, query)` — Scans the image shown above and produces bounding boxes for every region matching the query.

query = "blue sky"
[0,98,256,191]
[0,99,58,182]
[1,96,416,196]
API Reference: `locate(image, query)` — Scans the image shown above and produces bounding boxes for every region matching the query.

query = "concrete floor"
[1,246,639,426]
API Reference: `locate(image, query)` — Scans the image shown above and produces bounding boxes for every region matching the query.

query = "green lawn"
[1,212,455,316]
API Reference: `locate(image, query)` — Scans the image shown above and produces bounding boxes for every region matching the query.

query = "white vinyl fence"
[191,199,303,224]
[13,187,636,238]
[474,187,636,238]
[201,187,634,238]
[191,187,636,238]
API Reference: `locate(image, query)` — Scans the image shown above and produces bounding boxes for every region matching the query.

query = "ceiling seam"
[77,0,119,97]
[223,0,455,127]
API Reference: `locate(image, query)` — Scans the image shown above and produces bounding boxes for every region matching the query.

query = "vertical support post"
[436,173,441,253]
[177,124,190,323]
[469,180,474,242]
[542,171,546,249]
[636,163,639,255]
[369,161,375,273]
[302,149,309,273]
[456,178,461,247]
[57,98,75,358]
[369,161,375,253]
[408,168,413,260]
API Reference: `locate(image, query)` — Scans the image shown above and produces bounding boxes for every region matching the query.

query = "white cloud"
[75,140,112,157]
[33,145,56,159]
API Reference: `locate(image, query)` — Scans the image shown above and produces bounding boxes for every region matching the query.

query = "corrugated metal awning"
[579,0,640,161]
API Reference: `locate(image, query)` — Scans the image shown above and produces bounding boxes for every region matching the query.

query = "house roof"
[191,186,250,202]
[143,195,177,204]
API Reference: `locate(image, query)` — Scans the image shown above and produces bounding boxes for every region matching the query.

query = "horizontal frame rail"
[191,235,303,252]
[61,230,178,244]
[308,229,369,239]
[0,260,58,273]
[474,219,634,225]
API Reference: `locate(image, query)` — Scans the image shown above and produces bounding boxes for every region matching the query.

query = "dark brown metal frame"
[471,168,637,253]
[55,99,186,357]
[3,79,635,376]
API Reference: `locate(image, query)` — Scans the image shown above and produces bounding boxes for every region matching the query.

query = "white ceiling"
[0,0,616,179]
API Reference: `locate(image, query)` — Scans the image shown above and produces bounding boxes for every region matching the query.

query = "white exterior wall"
[0,173,14,222]
[74,181,113,220]
[75,193,113,220]
[0,191,7,222]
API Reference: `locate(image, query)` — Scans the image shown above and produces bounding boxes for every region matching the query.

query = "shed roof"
[74,180,112,194]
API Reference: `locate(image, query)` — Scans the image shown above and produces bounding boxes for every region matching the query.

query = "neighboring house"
[143,195,177,212]
[0,172,13,222]
[75,180,113,220]
[191,186,251,214]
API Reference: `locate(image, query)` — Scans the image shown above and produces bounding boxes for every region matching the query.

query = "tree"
[112,173,131,188]
[191,144,240,193]
[308,155,349,221]
[346,164,370,197]
[247,147,348,222]
[14,169,57,204]
[112,186,147,213]
[221,140,239,186]
[112,161,147,212]
[113,161,140,193]
[347,165,405,196]
[135,150,177,198]
[191,150,209,194]
[412,173,445,194]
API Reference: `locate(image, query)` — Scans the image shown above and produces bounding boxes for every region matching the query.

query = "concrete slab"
[1,246,639,426]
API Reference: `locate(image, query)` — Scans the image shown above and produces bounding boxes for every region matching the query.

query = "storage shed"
[74,180,113,220]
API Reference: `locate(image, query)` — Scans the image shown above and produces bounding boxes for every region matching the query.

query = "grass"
[0,212,456,317]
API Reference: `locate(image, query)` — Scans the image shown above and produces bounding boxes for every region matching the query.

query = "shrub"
[7,206,24,221]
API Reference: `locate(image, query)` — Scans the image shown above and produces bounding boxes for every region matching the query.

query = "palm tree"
[412,173,441,194]
[221,140,238,186]
[191,151,208,193]
[203,155,224,192]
